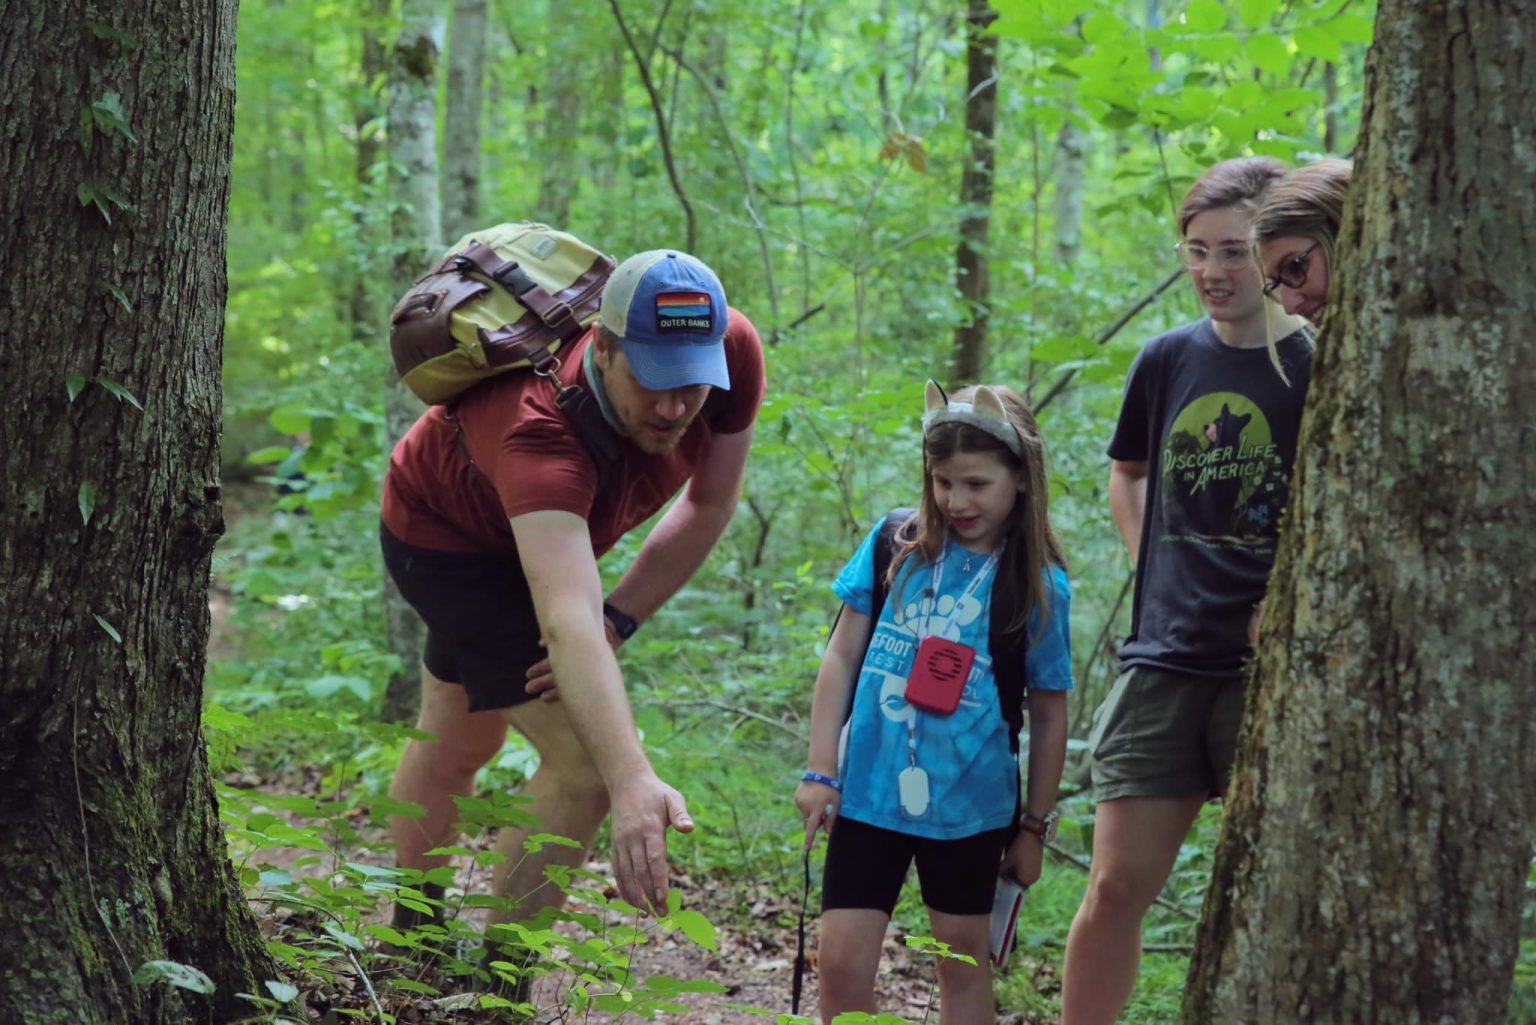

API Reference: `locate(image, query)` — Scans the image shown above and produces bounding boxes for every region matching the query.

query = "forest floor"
[231,763,1055,1025]
[210,481,1057,1024]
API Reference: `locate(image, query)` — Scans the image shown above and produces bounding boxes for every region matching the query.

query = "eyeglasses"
[1174,242,1253,270]
[1263,241,1321,296]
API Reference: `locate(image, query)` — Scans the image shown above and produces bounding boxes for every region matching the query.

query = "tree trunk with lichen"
[378,0,441,723]
[442,0,486,243]
[0,1,277,1022]
[1180,3,1536,1022]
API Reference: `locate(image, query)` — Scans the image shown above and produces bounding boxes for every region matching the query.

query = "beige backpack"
[388,222,615,405]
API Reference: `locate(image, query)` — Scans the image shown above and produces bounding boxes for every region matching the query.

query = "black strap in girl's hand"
[792,843,811,1014]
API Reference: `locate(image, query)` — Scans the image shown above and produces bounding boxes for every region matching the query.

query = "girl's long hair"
[1251,157,1353,274]
[887,385,1067,640]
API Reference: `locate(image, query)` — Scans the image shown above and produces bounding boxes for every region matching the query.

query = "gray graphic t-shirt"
[1108,318,1312,675]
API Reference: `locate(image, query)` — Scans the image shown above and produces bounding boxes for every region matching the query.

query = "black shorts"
[379,522,543,712]
[821,816,1011,917]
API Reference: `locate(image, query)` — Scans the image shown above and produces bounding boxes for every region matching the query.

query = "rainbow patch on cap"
[654,291,714,334]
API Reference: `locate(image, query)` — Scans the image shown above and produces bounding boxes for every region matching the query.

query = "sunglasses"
[1263,241,1321,296]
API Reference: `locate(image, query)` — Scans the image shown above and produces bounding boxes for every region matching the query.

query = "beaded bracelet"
[801,770,842,792]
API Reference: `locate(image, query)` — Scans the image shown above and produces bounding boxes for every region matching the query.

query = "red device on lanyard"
[904,635,975,714]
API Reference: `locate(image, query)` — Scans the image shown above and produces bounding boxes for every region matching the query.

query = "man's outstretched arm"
[509,508,692,913]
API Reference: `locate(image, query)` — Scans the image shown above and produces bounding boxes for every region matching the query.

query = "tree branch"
[1033,266,1184,414]
[606,0,696,250]
[662,43,782,339]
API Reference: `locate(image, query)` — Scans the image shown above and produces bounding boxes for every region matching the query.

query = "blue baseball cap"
[598,250,731,391]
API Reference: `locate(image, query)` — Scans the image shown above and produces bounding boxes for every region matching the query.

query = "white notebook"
[988,878,1028,967]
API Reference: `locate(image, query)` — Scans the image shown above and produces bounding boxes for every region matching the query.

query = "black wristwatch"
[1020,810,1060,844]
[602,602,639,640]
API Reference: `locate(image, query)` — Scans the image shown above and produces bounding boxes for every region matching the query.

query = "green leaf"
[77,183,111,225]
[1246,33,1291,77]
[321,923,364,951]
[1236,0,1280,29]
[1179,0,1227,33]
[1332,10,1376,44]
[642,976,730,997]
[1294,25,1343,62]
[264,980,299,1004]
[104,282,133,312]
[89,93,138,143]
[93,614,121,644]
[268,406,313,435]
[523,832,583,854]
[246,445,294,465]
[66,376,87,402]
[669,909,719,952]
[1096,105,1140,130]
[385,977,441,995]
[1080,11,1126,45]
[132,960,214,995]
[304,675,372,703]
[78,481,96,526]
[95,378,143,409]
[88,22,141,48]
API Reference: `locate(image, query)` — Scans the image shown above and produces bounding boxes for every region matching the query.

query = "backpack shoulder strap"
[837,508,916,727]
[989,567,1047,756]
[869,507,915,621]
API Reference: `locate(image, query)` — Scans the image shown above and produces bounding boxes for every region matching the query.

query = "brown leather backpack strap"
[476,325,563,370]
[453,241,523,284]
[453,241,581,338]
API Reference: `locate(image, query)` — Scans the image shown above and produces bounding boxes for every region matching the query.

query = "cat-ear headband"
[922,380,1022,458]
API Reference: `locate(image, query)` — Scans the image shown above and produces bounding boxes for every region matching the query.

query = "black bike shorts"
[821,816,1011,917]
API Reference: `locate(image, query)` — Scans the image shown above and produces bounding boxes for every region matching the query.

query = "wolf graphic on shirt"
[1160,392,1290,549]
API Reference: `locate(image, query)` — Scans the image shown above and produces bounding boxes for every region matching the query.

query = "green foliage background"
[204,0,1534,1021]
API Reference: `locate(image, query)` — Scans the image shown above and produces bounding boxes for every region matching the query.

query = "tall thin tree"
[1181,2,1536,1021]
[350,0,393,345]
[536,1,584,227]
[949,0,999,383]
[442,0,486,241]
[379,0,443,723]
[0,1,276,1020]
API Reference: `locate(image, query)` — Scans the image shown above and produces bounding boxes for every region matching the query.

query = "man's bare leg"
[489,698,611,923]
[388,667,509,886]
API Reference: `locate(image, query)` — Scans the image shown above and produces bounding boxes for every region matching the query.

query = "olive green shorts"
[1087,666,1247,802]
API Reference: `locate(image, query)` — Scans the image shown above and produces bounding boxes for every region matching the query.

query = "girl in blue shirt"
[795,381,1073,1023]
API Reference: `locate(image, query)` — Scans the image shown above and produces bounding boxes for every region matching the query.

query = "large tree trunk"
[1181,3,1536,1023]
[0,2,276,1022]
[949,0,999,383]
[442,0,486,241]
[379,0,441,723]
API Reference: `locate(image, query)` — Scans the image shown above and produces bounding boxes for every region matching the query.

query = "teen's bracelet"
[802,771,842,792]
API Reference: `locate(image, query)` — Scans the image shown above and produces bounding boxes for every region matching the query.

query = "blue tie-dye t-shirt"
[831,519,1073,840]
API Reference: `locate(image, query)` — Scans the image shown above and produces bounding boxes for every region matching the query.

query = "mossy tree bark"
[0,1,278,1022]
[1181,2,1536,1022]
[378,0,440,724]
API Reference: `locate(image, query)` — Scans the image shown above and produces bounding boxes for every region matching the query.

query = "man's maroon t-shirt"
[380,307,765,558]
